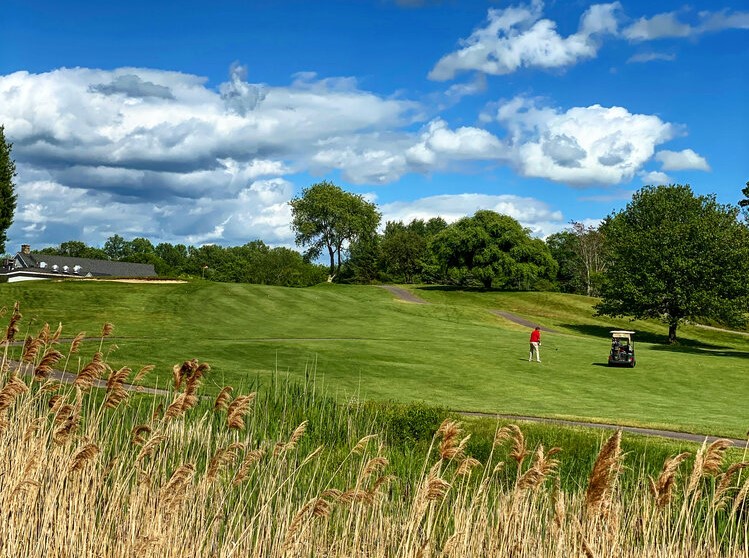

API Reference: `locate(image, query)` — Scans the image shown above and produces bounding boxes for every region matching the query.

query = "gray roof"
[13,252,156,278]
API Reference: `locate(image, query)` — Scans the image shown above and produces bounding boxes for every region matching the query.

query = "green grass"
[2,280,748,438]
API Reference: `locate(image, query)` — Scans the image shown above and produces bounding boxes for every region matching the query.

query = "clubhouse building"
[1,245,157,283]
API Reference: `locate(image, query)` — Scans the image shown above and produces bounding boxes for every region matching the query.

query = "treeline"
[340,212,565,291]
[36,236,328,287]
[288,181,588,292]
[36,218,601,295]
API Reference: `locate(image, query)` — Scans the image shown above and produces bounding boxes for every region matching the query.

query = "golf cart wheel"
[629,360,636,368]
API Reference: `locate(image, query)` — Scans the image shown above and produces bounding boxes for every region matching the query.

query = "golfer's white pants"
[529,342,540,362]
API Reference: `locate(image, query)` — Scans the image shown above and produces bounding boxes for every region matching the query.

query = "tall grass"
[1,306,748,557]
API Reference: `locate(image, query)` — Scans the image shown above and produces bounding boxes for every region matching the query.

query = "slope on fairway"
[1,280,747,438]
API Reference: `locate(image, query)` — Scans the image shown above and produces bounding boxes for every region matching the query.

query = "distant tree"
[380,221,427,284]
[36,240,108,259]
[155,242,188,275]
[343,233,382,284]
[103,234,131,260]
[57,240,90,258]
[59,240,108,259]
[257,245,327,287]
[124,237,157,264]
[596,184,749,343]
[545,230,581,293]
[0,126,17,254]
[289,181,380,280]
[424,217,448,237]
[740,181,749,208]
[180,240,325,286]
[430,210,557,289]
[569,221,606,297]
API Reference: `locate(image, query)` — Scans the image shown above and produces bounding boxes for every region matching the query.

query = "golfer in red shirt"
[529,326,541,362]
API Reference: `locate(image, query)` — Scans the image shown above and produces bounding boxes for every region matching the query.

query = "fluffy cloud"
[655,149,710,171]
[491,97,675,185]
[380,193,564,237]
[13,169,295,249]
[639,170,672,184]
[0,66,419,246]
[0,64,693,248]
[623,8,749,41]
[429,1,620,80]
[405,119,506,167]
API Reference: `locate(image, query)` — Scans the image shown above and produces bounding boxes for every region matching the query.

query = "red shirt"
[530,329,541,343]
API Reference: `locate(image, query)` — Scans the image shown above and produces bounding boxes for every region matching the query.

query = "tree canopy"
[0,126,17,254]
[545,229,582,294]
[740,181,749,209]
[289,181,380,280]
[596,184,749,343]
[430,210,557,289]
[379,221,427,284]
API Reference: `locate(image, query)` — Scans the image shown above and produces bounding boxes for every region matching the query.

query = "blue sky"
[1,0,747,250]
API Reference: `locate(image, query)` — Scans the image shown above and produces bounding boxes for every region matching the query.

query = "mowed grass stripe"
[1,280,747,438]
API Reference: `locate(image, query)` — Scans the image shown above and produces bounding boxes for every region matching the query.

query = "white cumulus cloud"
[639,170,672,184]
[491,96,675,185]
[429,1,621,80]
[655,149,710,171]
[0,66,419,247]
[0,63,698,249]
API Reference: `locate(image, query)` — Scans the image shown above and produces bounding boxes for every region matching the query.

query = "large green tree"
[289,181,380,280]
[343,233,381,284]
[379,220,428,284]
[0,126,18,254]
[430,210,557,289]
[545,229,582,293]
[596,184,749,343]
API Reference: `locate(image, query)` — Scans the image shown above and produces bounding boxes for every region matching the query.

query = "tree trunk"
[585,268,592,297]
[482,277,493,289]
[335,242,343,277]
[668,322,678,344]
[327,246,336,279]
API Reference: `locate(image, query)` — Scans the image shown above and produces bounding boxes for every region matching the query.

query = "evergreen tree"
[0,126,18,254]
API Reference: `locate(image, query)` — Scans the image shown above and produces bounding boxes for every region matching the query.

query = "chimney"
[21,244,31,255]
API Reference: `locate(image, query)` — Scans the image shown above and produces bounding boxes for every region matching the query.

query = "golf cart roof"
[610,330,635,338]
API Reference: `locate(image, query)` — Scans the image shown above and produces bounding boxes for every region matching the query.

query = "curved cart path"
[12,360,173,397]
[459,410,748,447]
[488,310,561,334]
[378,285,429,304]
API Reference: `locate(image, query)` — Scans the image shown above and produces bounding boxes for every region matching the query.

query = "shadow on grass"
[649,345,749,359]
[562,323,749,359]
[564,323,691,345]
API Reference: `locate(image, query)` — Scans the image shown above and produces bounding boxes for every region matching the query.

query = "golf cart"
[608,330,636,368]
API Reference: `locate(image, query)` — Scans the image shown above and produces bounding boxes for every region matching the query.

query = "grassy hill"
[1,280,747,438]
